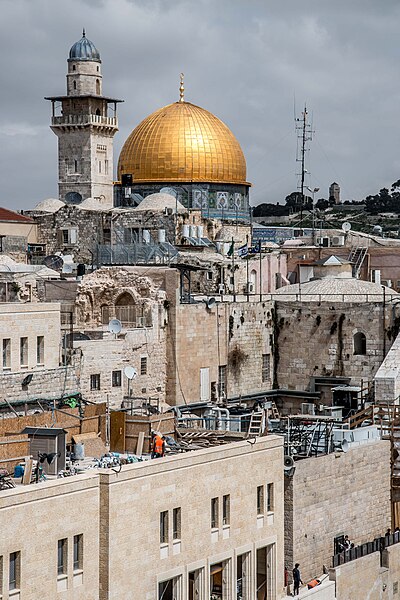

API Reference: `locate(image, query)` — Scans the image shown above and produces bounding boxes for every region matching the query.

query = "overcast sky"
[0,0,399,209]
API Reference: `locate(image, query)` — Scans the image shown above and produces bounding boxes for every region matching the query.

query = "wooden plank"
[22,457,33,485]
[136,431,145,457]
[110,411,125,453]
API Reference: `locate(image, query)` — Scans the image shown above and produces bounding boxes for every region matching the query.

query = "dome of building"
[69,30,101,62]
[133,193,186,213]
[273,277,398,302]
[33,198,65,213]
[118,101,248,185]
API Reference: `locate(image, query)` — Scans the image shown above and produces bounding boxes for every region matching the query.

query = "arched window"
[73,81,77,90]
[115,293,135,326]
[96,79,100,95]
[95,108,101,116]
[354,332,366,355]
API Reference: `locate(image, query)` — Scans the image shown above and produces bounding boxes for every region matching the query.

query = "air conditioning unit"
[218,284,225,294]
[301,402,315,415]
[331,235,345,246]
[247,282,254,293]
[317,237,330,247]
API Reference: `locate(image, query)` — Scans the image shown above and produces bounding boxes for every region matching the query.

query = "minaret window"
[73,81,77,90]
[96,79,100,95]
[96,109,101,116]
[72,65,76,71]
[98,161,101,174]
[105,160,109,175]
[74,160,78,173]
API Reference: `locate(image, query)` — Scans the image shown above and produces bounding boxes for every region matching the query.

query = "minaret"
[46,31,123,207]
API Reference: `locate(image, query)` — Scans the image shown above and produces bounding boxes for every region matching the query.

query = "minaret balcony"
[51,114,118,127]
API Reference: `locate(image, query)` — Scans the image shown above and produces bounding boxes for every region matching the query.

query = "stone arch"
[115,292,136,326]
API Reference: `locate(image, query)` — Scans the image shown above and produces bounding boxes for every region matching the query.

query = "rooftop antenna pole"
[295,105,314,225]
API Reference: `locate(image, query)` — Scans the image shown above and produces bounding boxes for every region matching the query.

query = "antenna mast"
[295,105,314,223]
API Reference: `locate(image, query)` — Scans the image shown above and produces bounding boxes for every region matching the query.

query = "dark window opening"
[354,332,366,355]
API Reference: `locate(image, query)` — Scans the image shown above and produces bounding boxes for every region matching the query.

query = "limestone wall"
[275,300,388,391]
[285,440,391,583]
[374,332,400,402]
[168,300,274,405]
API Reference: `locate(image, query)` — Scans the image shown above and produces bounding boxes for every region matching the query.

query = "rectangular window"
[160,511,169,544]
[262,354,271,382]
[173,507,181,540]
[140,356,147,376]
[9,551,20,591]
[112,370,122,387]
[207,271,213,281]
[105,159,109,175]
[98,160,102,173]
[73,534,83,571]
[61,228,77,245]
[90,374,100,390]
[257,485,264,515]
[57,539,67,576]
[267,483,274,512]
[36,336,44,365]
[211,497,219,529]
[3,338,10,369]
[218,365,227,397]
[222,494,230,526]
[20,337,28,366]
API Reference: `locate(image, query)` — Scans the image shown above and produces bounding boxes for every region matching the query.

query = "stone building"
[284,439,391,584]
[0,207,38,263]
[273,276,397,400]
[0,436,284,600]
[71,267,167,406]
[45,32,122,207]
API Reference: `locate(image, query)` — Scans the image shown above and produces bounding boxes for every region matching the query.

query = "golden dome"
[118,101,249,186]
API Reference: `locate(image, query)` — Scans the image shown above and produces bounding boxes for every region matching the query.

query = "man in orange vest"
[151,432,165,459]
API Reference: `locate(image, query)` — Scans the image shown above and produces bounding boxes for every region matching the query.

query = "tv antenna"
[295,105,314,223]
[42,255,64,272]
[108,319,122,336]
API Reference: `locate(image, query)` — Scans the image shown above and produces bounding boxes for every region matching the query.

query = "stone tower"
[329,182,341,205]
[46,31,122,207]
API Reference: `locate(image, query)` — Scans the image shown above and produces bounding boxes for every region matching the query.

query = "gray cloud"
[0,0,399,208]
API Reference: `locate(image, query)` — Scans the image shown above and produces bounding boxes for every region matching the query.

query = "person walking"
[292,563,303,596]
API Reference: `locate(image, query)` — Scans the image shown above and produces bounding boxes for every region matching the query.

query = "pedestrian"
[292,563,303,596]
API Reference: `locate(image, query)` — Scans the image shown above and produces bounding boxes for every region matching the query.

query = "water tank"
[190,225,197,237]
[197,225,204,239]
[182,224,190,238]
[142,229,151,244]
[158,229,166,243]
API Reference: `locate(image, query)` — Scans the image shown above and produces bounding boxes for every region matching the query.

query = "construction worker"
[151,432,165,459]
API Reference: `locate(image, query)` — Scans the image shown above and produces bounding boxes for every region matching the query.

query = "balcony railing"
[51,114,118,127]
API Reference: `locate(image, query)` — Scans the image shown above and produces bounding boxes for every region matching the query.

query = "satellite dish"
[206,297,216,310]
[340,439,349,453]
[43,255,64,271]
[342,222,352,233]
[124,366,137,380]
[108,319,122,334]
[284,455,295,470]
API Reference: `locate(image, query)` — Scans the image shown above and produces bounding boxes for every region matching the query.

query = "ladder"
[348,238,368,279]
[267,401,280,419]
[247,411,264,438]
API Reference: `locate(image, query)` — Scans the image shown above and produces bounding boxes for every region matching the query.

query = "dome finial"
[179,73,185,102]
[82,28,86,37]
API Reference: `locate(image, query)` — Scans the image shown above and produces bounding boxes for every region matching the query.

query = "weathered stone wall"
[286,440,391,583]
[275,300,388,392]
[0,366,78,404]
[168,300,274,405]
[374,332,400,402]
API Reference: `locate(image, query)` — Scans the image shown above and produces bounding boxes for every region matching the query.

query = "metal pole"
[246,234,249,302]
[259,240,263,300]
[231,237,236,302]
[106,394,110,451]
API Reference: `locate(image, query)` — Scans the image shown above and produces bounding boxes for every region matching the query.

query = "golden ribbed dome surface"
[118,101,248,185]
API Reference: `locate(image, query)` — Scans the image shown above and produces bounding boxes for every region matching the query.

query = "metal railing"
[51,114,118,127]
[332,531,400,567]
